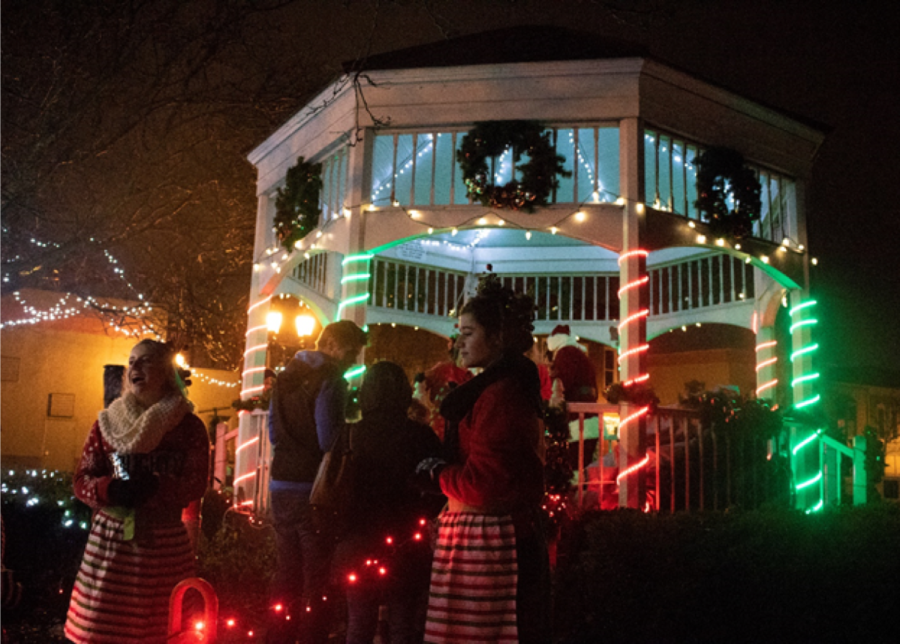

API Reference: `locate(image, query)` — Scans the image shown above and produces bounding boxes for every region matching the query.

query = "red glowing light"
[227,619,236,627]
[618,309,649,329]
[617,249,649,264]
[348,573,358,583]
[622,374,650,387]
[419,518,427,525]
[379,567,387,575]
[414,532,422,540]
[618,344,649,364]
[385,536,393,544]
[233,470,257,485]
[194,621,205,631]
[274,603,284,612]
[617,275,649,297]
[248,630,254,637]
[616,454,651,485]
[619,406,650,432]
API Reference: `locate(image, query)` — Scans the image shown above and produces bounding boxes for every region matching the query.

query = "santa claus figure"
[547,325,600,470]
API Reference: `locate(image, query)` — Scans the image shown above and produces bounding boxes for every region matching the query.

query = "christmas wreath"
[693,147,761,238]
[457,120,570,211]
[274,156,323,251]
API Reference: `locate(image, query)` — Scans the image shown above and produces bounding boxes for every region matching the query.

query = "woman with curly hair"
[417,274,550,643]
[64,339,209,644]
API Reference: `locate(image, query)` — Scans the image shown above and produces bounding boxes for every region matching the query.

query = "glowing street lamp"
[295,314,316,338]
[266,311,283,333]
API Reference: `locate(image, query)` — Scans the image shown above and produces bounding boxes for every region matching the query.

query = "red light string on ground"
[344,518,429,587]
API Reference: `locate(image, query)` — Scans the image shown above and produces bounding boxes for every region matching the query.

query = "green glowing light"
[344,365,366,380]
[795,471,822,490]
[337,293,370,314]
[789,318,818,334]
[791,373,820,388]
[805,499,824,514]
[794,394,821,409]
[790,343,819,362]
[341,253,374,266]
[789,300,817,317]
[341,273,371,284]
[792,431,820,455]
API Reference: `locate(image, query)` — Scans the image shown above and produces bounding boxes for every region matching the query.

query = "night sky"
[4,0,898,375]
[350,1,900,375]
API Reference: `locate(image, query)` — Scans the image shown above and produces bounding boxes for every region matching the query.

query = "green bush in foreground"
[553,503,900,643]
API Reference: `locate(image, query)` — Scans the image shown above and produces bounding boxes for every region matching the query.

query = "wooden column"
[617,117,648,509]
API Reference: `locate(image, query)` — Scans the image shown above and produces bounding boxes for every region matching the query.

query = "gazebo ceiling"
[427,228,590,249]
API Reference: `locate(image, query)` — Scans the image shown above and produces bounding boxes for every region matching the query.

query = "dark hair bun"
[463,272,535,354]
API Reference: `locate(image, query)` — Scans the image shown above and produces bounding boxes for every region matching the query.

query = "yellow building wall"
[1,291,239,472]
[648,348,757,405]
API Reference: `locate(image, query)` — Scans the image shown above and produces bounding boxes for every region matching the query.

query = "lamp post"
[266,306,318,370]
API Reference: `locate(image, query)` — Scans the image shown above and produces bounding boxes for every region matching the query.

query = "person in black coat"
[335,361,444,644]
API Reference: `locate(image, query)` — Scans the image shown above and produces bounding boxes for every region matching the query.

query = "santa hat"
[547,325,572,352]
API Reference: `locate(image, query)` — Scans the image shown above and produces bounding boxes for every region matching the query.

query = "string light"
[616,453,650,485]
[617,276,649,297]
[756,379,778,396]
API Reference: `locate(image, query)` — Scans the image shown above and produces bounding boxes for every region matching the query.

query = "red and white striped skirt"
[65,509,195,644]
[424,512,519,643]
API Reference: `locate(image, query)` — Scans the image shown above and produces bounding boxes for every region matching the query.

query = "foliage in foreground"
[3,471,898,643]
[553,503,900,643]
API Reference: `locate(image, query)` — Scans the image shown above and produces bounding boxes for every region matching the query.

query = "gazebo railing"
[570,403,794,513]
[366,254,756,326]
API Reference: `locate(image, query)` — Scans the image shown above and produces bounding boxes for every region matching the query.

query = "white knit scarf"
[98,392,192,454]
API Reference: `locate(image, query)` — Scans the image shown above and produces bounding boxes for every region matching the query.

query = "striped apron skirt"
[64,508,195,644]
[424,511,519,643]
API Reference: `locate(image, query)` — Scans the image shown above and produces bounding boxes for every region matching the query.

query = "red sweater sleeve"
[145,413,210,511]
[438,378,543,509]
[72,421,116,510]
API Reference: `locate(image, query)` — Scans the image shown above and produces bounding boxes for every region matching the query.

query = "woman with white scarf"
[64,339,210,644]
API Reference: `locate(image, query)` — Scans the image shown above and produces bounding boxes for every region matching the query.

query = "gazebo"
[234,27,826,514]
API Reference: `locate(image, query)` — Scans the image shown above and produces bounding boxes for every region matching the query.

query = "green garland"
[457,120,570,212]
[693,147,761,239]
[274,156,323,251]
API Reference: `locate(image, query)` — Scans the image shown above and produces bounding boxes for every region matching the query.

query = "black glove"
[107,474,160,508]
[413,457,446,495]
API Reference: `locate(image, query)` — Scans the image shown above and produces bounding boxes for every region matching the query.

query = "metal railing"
[232,410,272,519]
[366,253,754,326]
[570,403,794,513]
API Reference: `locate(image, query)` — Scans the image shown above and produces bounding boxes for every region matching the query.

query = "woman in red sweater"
[418,275,550,643]
[64,340,209,644]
